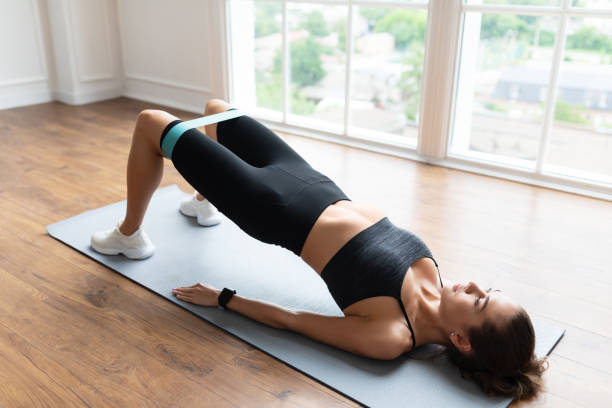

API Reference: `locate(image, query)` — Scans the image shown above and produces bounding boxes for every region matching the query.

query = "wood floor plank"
[531,316,612,377]
[494,278,612,339]
[0,264,234,407]
[0,318,108,407]
[513,391,582,408]
[0,190,354,407]
[544,355,612,407]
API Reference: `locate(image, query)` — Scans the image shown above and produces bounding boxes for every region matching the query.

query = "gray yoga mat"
[47,185,564,408]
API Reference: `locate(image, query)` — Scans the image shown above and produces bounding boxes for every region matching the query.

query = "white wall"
[46,0,123,105]
[0,0,228,113]
[117,0,218,113]
[0,0,52,109]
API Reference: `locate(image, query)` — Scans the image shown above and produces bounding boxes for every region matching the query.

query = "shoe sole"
[179,206,222,227]
[91,242,154,260]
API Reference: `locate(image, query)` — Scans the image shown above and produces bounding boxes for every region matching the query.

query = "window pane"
[254,1,282,112]
[451,13,558,166]
[571,0,612,9]
[361,0,428,4]
[544,17,612,183]
[349,6,427,144]
[465,0,560,5]
[287,3,347,127]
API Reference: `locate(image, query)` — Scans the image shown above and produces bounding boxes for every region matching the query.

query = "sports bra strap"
[398,299,417,351]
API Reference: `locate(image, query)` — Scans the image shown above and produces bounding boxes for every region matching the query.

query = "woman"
[91,99,546,400]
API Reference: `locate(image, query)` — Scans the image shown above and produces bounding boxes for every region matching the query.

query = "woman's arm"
[173,283,407,360]
[173,283,291,329]
[287,310,407,360]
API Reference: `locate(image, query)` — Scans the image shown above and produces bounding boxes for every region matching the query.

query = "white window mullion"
[282,1,289,123]
[342,3,354,136]
[535,0,570,174]
[211,0,232,101]
[417,0,462,160]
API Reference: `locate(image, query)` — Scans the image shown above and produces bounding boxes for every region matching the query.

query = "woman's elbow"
[279,309,297,330]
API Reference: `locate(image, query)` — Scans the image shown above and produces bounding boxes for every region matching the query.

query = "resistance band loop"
[161,109,245,159]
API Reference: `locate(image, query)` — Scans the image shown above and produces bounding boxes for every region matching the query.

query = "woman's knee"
[205,99,231,115]
[137,109,172,128]
[135,109,178,152]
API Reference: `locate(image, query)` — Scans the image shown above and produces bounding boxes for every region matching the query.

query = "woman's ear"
[449,331,472,352]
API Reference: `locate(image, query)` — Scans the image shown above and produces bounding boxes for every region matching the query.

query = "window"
[451,0,612,186]
[451,10,559,167]
[230,0,429,147]
[545,15,612,182]
[349,5,428,144]
[228,0,612,198]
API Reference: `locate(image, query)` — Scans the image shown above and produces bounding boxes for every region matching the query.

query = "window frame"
[223,0,612,201]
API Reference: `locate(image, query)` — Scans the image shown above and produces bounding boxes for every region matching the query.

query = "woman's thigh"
[167,125,308,237]
[217,113,308,168]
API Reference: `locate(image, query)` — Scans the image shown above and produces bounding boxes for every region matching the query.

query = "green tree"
[274,38,326,87]
[480,14,530,40]
[299,11,329,37]
[255,3,280,38]
[255,70,316,115]
[260,43,322,114]
[374,10,427,50]
[359,8,390,28]
[481,0,558,5]
[538,30,555,47]
[256,71,282,111]
[334,18,346,52]
[398,44,424,122]
[290,88,317,115]
[566,26,612,53]
[554,101,589,125]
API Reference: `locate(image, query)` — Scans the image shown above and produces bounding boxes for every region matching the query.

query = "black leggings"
[160,112,351,256]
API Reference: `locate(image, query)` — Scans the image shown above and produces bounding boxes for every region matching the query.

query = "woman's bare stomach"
[300,200,386,274]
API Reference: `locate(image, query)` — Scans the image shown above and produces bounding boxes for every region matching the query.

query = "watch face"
[219,288,235,307]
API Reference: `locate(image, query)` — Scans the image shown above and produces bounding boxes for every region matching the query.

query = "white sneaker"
[179,192,222,226]
[91,223,155,260]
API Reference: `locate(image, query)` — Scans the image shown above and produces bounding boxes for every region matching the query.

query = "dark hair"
[446,308,548,401]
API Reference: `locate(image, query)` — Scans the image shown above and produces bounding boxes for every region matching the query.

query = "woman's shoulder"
[346,301,416,353]
[370,315,415,357]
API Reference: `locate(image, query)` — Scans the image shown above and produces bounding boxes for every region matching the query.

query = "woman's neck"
[411,282,450,348]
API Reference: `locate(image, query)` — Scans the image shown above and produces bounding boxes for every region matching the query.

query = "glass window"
[571,0,612,10]
[466,0,561,5]
[286,3,347,130]
[349,6,427,145]
[451,12,558,167]
[229,0,612,196]
[253,1,282,112]
[544,17,612,183]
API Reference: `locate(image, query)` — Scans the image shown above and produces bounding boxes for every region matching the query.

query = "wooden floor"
[0,98,610,407]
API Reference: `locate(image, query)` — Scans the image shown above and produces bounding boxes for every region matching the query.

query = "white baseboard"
[53,85,123,105]
[0,75,209,114]
[0,83,53,110]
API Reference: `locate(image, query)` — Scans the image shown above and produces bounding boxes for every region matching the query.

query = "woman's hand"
[172,283,220,307]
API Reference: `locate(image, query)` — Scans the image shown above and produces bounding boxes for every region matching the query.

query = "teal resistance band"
[161,109,245,159]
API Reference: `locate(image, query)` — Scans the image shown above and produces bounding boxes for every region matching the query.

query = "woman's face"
[439,281,520,336]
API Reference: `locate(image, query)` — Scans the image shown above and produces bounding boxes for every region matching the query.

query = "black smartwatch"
[218,287,236,309]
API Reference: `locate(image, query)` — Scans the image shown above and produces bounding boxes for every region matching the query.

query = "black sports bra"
[320,217,442,351]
